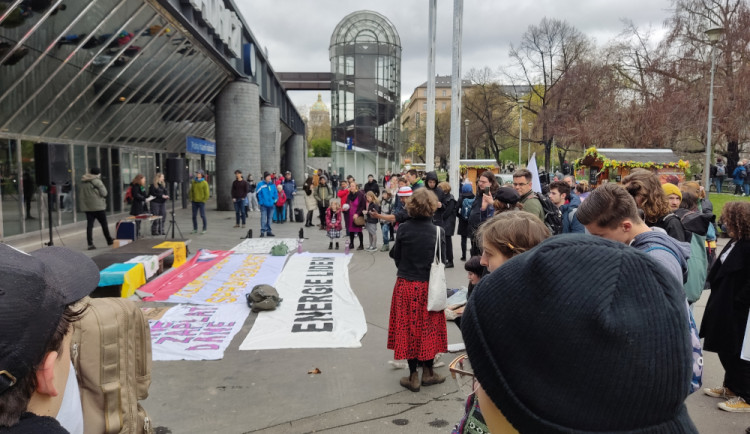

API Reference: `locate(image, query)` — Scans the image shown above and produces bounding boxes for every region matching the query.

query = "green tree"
[310,138,331,157]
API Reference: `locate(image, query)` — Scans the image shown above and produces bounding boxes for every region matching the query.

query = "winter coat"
[424,171,448,227]
[366,202,380,224]
[326,207,343,231]
[247,179,257,193]
[456,192,475,237]
[129,183,148,216]
[442,195,457,236]
[231,179,250,200]
[256,180,278,208]
[344,190,366,233]
[314,184,333,208]
[560,194,585,234]
[188,178,209,203]
[380,196,393,224]
[650,213,688,243]
[304,188,318,211]
[732,165,747,184]
[78,173,107,212]
[363,179,380,196]
[275,190,287,207]
[148,183,168,204]
[700,239,750,353]
[390,217,445,282]
[282,178,297,199]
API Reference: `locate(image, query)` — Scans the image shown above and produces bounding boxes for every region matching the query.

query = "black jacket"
[148,184,168,204]
[651,213,688,243]
[700,239,750,353]
[231,179,250,200]
[130,183,147,215]
[456,191,475,237]
[425,171,448,227]
[442,195,457,235]
[363,180,380,196]
[390,217,445,282]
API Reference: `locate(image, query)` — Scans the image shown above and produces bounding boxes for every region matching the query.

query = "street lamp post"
[464,119,469,159]
[704,27,724,196]
[517,100,524,166]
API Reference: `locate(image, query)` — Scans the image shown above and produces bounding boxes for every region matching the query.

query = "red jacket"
[337,189,349,205]
[275,190,286,206]
[326,207,343,230]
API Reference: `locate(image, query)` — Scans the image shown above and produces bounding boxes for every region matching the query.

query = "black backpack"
[533,193,563,235]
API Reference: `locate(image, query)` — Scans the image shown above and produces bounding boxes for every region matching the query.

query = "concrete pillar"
[286,134,305,186]
[215,79,260,211]
[259,105,281,174]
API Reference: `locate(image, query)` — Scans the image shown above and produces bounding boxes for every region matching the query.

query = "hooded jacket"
[560,193,585,234]
[424,171,447,227]
[456,184,475,237]
[630,229,691,286]
[78,173,107,212]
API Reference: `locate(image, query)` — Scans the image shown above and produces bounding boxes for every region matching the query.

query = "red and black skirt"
[387,277,448,361]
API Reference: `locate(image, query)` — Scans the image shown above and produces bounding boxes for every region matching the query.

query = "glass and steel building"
[0,0,303,239]
[329,10,401,181]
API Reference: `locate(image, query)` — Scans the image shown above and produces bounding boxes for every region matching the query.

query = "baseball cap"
[493,186,520,205]
[0,245,100,395]
[397,186,413,197]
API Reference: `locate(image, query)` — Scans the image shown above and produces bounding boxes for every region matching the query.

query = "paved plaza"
[6,199,749,433]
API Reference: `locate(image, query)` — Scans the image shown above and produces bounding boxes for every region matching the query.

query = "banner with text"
[164,254,286,305]
[142,250,233,301]
[149,304,248,361]
[239,253,367,350]
[231,238,299,254]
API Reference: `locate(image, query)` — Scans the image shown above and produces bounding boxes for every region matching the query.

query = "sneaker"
[445,262,454,269]
[356,245,364,251]
[718,396,750,412]
[191,230,198,234]
[267,232,275,237]
[260,232,265,238]
[87,245,96,250]
[201,230,207,234]
[704,386,737,399]
[380,245,390,252]
[241,224,245,228]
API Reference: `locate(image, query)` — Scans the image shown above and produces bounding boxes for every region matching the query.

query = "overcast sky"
[238,0,675,115]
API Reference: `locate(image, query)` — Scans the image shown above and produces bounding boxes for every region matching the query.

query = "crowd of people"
[375,166,750,433]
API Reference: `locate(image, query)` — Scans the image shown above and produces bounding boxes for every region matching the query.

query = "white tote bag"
[427,226,447,311]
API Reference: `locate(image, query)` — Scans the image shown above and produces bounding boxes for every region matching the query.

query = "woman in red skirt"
[388,188,447,392]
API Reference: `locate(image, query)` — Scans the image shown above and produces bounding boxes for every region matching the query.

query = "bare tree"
[507,17,593,170]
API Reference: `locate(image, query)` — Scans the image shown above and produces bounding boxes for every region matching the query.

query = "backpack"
[70,297,154,434]
[460,197,475,220]
[246,284,283,312]
[716,164,726,177]
[270,243,289,256]
[124,185,134,204]
[533,193,563,235]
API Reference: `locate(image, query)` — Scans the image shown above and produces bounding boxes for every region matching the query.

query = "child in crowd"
[326,199,343,250]
[379,190,393,251]
[365,191,381,251]
[274,184,286,223]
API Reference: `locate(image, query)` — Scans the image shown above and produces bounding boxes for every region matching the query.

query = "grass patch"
[708,193,750,222]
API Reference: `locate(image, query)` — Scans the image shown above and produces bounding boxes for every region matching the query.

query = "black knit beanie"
[461,234,697,433]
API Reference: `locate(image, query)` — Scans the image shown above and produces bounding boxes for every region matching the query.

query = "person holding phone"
[467,171,500,257]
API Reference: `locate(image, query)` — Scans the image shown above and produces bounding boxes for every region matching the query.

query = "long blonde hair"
[152,172,165,188]
[366,191,380,205]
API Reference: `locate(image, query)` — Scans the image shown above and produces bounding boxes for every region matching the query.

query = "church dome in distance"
[310,93,329,113]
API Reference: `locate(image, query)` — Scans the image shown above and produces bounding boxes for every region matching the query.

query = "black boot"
[328,242,333,250]
[335,242,339,250]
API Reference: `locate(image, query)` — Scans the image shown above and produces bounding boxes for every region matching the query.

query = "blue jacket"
[733,165,746,184]
[560,194,585,234]
[630,229,691,285]
[282,178,296,199]
[256,180,278,207]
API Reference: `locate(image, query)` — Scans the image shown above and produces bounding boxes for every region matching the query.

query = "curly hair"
[476,210,549,259]
[406,188,439,218]
[622,169,671,224]
[721,201,750,240]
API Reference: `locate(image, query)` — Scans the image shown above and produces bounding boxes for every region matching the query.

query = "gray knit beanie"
[461,234,697,433]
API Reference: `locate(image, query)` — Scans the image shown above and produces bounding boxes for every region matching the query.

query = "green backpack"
[270,243,289,256]
[684,233,708,303]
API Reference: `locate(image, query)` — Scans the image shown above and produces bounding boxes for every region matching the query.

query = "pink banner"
[142,250,232,301]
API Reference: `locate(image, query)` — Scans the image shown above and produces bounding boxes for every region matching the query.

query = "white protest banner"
[149,304,248,361]
[239,253,367,350]
[166,254,286,305]
[231,238,299,254]
[528,152,542,193]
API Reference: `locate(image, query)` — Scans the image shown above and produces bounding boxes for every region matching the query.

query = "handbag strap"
[434,226,441,264]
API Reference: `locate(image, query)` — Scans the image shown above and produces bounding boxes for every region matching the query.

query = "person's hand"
[163,195,169,199]
[233,198,236,202]
[353,214,358,218]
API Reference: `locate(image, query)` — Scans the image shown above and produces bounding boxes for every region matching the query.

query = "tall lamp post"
[703,26,724,196]
[464,119,469,159]
[517,100,525,166]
